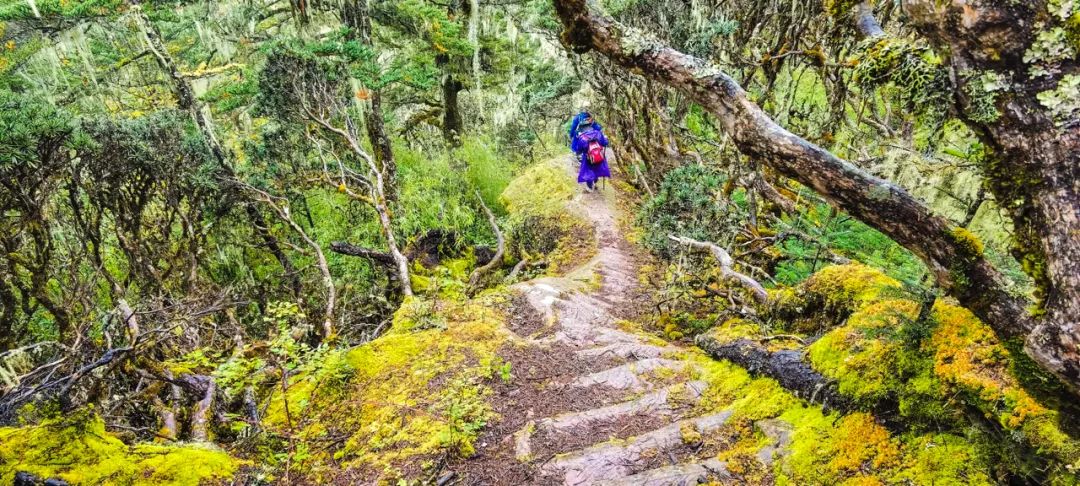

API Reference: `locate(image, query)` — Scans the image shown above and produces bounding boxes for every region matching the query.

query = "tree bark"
[548,0,1075,391]
[898,0,1080,396]
[440,67,465,147]
[330,242,397,267]
[189,375,215,442]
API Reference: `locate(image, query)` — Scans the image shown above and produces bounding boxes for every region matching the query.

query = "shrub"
[636,164,747,259]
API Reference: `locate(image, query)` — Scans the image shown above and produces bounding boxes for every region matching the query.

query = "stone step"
[576,341,674,361]
[542,410,734,485]
[514,381,707,461]
[593,458,733,486]
[569,358,690,392]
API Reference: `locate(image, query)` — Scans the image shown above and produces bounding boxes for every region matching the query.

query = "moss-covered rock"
[768,263,900,332]
[0,410,241,485]
[259,296,510,480]
[501,159,594,275]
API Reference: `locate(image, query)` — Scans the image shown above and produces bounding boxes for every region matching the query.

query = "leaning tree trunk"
[549,0,1080,396]
[896,0,1080,401]
[341,0,398,199]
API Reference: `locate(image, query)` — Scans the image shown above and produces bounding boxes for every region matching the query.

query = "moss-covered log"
[696,333,853,414]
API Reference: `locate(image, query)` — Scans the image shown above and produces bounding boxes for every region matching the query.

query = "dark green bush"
[636,164,746,258]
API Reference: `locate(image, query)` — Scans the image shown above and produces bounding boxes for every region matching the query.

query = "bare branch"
[468,191,506,292]
[669,235,769,304]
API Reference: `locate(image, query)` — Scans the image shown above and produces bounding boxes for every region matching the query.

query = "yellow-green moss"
[949,227,986,259]
[824,0,860,16]
[682,347,989,484]
[768,263,900,332]
[0,410,241,485]
[499,160,576,217]
[807,300,916,403]
[261,299,509,478]
[931,302,1080,466]
[501,159,595,277]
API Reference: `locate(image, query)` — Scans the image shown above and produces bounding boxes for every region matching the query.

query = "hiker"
[569,112,611,192]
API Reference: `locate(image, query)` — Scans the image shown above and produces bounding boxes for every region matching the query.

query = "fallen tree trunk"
[330,242,397,267]
[696,333,852,414]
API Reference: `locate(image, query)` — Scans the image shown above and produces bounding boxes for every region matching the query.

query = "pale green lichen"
[1036,74,1080,124]
[962,70,1007,124]
[1024,27,1077,70]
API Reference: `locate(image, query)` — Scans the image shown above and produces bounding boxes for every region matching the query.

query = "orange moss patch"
[930,302,1079,465]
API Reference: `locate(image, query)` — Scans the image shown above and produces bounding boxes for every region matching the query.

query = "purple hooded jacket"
[572,126,611,184]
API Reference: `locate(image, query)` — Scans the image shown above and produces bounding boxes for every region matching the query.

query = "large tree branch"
[899,0,1080,397]
[550,0,1031,340]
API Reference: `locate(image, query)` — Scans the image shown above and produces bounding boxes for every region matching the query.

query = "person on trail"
[569,112,611,193]
[568,111,603,146]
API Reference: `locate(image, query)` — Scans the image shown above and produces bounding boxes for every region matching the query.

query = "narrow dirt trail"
[454,160,788,485]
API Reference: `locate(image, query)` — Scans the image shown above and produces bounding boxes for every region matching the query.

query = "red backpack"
[580,130,605,165]
[587,140,606,165]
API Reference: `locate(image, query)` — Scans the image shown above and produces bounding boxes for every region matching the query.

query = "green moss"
[823,0,860,17]
[261,299,509,478]
[499,160,575,217]
[0,410,241,485]
[949,227,985,260]
[851,37,949,139]
[501,159,595,276]
[888,434,993,485]
[768,263,900,332]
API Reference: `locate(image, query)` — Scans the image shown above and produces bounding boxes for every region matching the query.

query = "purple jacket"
[572,127,611,183]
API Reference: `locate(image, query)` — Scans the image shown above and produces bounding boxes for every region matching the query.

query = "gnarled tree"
[550,0,1080,394]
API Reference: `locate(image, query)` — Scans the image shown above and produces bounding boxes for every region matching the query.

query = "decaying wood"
[696,333,851,413]
[190,375,216,442]
[669,235,769,304]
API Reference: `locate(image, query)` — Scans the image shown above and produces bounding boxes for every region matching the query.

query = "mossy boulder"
[768,263,901,332]
[500,159,594,275]
[259,297,510,480]
[0,410,241,485]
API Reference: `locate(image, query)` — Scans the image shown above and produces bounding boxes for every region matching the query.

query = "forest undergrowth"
[2,0,1079,484]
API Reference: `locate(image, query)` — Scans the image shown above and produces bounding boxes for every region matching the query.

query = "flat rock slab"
[570,358,688,391]
[543,410,734,485]
[594,458,733,486]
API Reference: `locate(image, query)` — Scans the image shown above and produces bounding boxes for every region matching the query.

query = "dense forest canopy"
[0,0,1078,484]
